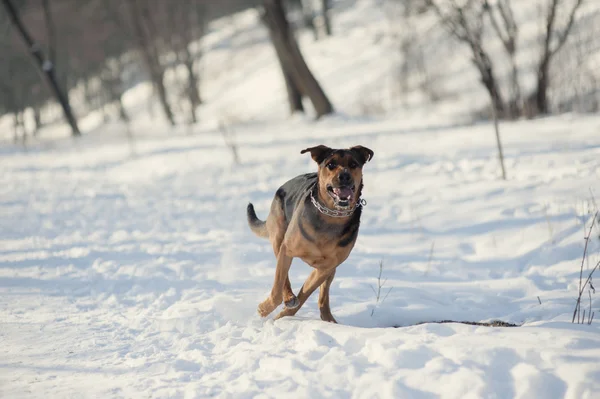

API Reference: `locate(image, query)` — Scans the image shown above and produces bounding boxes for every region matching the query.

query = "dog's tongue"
[334,187,353,200]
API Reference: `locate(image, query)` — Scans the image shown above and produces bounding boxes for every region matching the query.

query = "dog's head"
[301,145,374,209]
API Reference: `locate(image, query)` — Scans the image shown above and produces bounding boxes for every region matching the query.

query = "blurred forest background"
[1,0,599,142]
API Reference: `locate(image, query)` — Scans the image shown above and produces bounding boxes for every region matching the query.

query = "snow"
[2,113,600,398]
[2,1,600,398]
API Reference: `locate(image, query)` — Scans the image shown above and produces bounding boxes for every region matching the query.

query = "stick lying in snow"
[397,320,520,328]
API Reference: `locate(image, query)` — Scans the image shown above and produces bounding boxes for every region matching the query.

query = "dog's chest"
[291,237,354,269]
[283,192,360,269]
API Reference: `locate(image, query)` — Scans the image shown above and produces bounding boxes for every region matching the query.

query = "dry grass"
[572,210,599,325]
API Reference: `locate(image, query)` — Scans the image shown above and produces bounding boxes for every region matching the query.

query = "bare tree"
[290,0,318,40]
[42,0,56,67]
[322,0,332,36]
[99,58,129,123]
[262,7,304,114]
[2,0,81,136]
[0,0,231,132]
[428,0,507,179]
[262,0,334,118]
[427,0,506,117]
[125,0,176,126]
[167,1,206,124]
[394,1,439,104]
[532,0,585,115]
[484,0,521,118]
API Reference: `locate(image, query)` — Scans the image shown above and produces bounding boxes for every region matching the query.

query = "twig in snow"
[219,120,240,165]
[371,260,393,317]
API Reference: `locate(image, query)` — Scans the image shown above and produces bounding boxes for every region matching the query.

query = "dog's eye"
[349,161,358,169]
[326,162,337,170]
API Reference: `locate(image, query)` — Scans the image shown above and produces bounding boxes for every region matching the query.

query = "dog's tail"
[247,203,269,239]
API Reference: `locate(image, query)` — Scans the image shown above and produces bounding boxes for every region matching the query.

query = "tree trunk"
[13,112,20,143]
[12,112,27,144]
[126,0,176,126]
[263,0,333,118]
[531,0,583,117]
[2,0,80,136]
[168,0,204,125]
[152,69,175,125]
[535,57,550,115]
[182,54,201,124]
[118,96,129,123]
[263,11,304,114]
[301,0,319,40]
[281,60,304,114]
[33,106,42,135]
[322,0,332,36]
[507,60,521,118]
[480,68,505,118]
[484,0,521,118]
[471,44,505,117]
[42,0,56,65]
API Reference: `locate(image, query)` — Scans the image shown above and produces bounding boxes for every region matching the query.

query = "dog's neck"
[311,181,363,219]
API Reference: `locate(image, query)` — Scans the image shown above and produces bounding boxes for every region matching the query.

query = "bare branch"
[426,0,470,41]
[543,0,560,58]
[498,0,517,38]
[484,0,517,54]
[550,0,585,56]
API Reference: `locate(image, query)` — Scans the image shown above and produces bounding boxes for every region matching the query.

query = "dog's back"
[278,173,317,223]
[247,173,317,238]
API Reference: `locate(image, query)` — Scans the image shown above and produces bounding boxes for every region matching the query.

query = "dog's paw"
[320,311,337,324]
[257,299,276,318]
[284,296,299,309]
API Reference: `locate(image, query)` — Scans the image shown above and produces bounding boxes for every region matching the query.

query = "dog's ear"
[300,145,333,164]
[350,145,374,165]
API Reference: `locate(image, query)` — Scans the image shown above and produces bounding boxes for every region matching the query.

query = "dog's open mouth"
[327,185,355,208]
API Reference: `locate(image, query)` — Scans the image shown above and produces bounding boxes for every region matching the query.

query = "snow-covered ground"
[2,1,600,398]
[2,112,600,398]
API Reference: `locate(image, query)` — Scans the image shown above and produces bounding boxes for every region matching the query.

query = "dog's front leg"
[258,245,293,317]
[274,269,331,320]
[318,269,337,323]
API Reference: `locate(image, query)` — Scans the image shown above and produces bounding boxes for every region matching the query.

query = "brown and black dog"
[247,145,374,323]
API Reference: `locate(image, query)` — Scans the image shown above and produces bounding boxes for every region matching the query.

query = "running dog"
[247,145,374,323]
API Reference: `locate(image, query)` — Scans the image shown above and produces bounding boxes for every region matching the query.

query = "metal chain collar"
[309,191,366,218]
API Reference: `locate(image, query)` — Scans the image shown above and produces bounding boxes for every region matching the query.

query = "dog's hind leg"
[273,269,331,320]
[318,270,337,323]
[258,245,293,318]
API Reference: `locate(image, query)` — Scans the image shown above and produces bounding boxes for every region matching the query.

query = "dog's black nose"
[339,172,352,185]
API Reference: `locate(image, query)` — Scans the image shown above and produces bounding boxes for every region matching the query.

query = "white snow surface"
[2,113,600,398]
[2,1,600,398]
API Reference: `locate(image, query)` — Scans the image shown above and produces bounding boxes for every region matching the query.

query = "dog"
[247,145,374,323]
